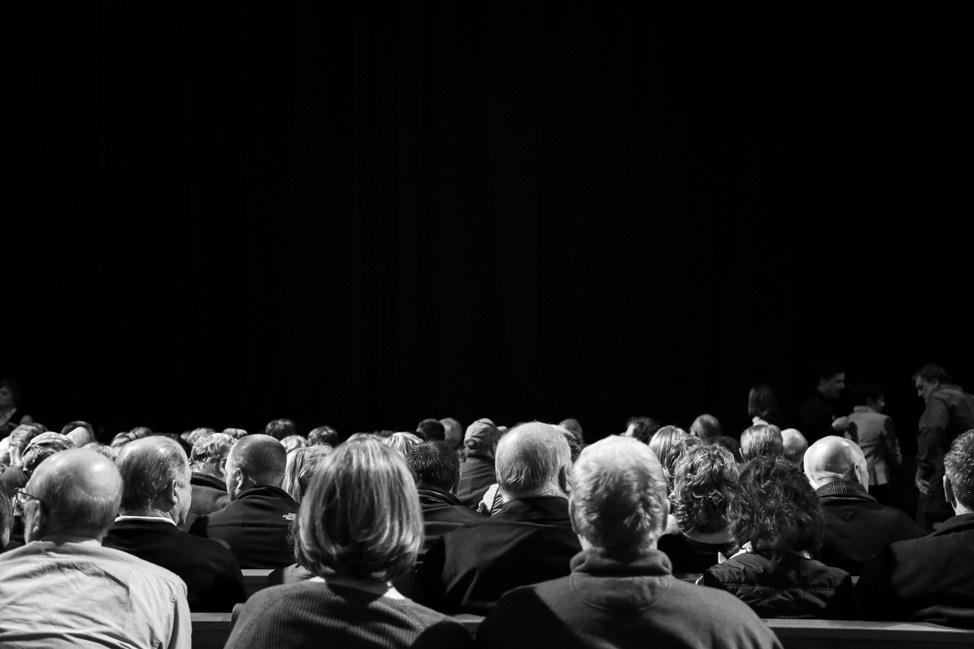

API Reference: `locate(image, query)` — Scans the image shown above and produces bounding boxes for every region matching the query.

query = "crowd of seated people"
[1,402,974,648]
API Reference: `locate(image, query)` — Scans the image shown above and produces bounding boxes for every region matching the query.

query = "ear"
[219,456,228,475]
[945,475,958,510]
[24,502,46,543]
[164,479,180,508]
[568,497,580,535]
[558,465,571,497]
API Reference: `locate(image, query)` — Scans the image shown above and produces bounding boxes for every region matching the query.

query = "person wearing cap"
[418,422,581,614]
[0,448,190,648]
[455,418,502,508]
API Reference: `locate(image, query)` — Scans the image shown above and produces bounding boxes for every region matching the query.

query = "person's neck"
[119,508,175,522]
[323,574,402,599]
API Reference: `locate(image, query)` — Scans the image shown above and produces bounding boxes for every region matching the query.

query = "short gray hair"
[571,436,669,549]
[495,422,571,497]
[31,449,122,538]
[116,437,189,512]
[190,433,233,465]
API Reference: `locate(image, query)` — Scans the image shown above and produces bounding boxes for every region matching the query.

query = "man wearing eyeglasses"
[0,448,190,648]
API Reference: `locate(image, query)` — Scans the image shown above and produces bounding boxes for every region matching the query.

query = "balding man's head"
[570,436,669,551]
[803,435,867,490]
[495,422,571,499]
[115,436,192,525]
[781,428,809,465]
[24,448,122,542]
[225,434,287,499]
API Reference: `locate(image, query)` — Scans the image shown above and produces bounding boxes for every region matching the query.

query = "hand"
[831,416,851,432]
[915,470,931,494]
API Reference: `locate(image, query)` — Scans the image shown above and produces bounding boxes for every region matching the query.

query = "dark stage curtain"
[4,2,973,440]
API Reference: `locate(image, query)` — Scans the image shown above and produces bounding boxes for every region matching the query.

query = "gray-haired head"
[740,423,784,463]
[24,448,123,542]
[115,436,192,525]
[225,434,287,499]
[781,428,810,466]
[570,436,669,552]
[495,421,571,500]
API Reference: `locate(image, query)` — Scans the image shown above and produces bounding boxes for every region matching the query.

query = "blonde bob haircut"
[296,436,423,582]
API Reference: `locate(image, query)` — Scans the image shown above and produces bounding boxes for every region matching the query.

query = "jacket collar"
[932,512,974,536]
[568,547,674,611]
[815,480,875,504]
[234,484,295,502]
[495,495,571,524]
[417,485,463,507]
[191,472,227,491]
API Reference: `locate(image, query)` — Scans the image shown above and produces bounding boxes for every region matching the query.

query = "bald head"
[804,435,867,489]
[495,422,572,499]
[781,428,809,465]
[25,448,122,541]
[226,434,287,498]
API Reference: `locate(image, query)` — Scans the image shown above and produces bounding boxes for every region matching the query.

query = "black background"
[4,2,973,443]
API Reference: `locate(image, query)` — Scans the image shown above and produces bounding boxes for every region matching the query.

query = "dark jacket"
[657,532,738,576]
[478,548,782,649]
[190,485,298,569]
[857,512,974,628]
[798,390,840,443]
[417,495,581,615]
[455,454,496,509]
[916,384,974,528]
[815,480,921,574]
[180,472,231,532]
[416,485,484,563]
[702,549,856,619]
[104,517,246,612]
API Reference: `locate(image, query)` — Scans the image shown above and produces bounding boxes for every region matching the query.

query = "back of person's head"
[711,435,743,463]
[221,427,249,440]
[463,418,502,457]
[406,441,460,492]
[495,421,571,499]
[296,436,422,581]
[182,427,216,449]
[647,425,689,472]
[416,418,445,442]
[264,418,297,440]
[558,418,584,442]
[190,432,234,473]
[740,423,784,463]
[83,442,117,462]
[944,430,974,512]
[22,433,75,476]
[571,436,669,551]
[850,379,884,407]
[803,435,866,489]
[661,433,702,483]
[8,423,44,455]
[816,360,845,384]
[747,384,779,420]
[556,426,586,464]
[731,455,824,563]
[781,428,810,465]
[308,425,339,447]
[913,363,951,385]
[439,417,463,449]
[0,485,13,549]
[672,443,739,534]
[383,432,423,457]
[64,426,95,448]
[282,444,335,503]
[281,435,309,453]
[60,420,95,440]
[24,448,123,541]
[226,434,287,493]
[115,436,190,516]
[690,413,722,440]
[625,416,661,445]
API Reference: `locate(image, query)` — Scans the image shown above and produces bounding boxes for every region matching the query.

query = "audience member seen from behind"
[689,414,722,441]
[658,444,741,577]
[104,436,246,612]
[748,383,783,428]
[804,436,919,575]
[911,363,974,532]
[702,456,856,619]
[307,425,339,447]
[0,379,34,439]
[418,421,581,614]
[846,379,901,505]
[439,417,463,449]
[416,418,446,442]
[477,435,781,649]
[455,419,502,509]
[558,418,584,443]
[190,434,298,568]
[282,444,334,504]
[0,449,190,648]
[857,430,974,628]
[383,432,423,457]
[280,435,308,454]
[781,428,809,466]
[183,432,234,532]
[264,418,298,441]
[624,416,661,444]
[225,437,472,649]
[739,424,784,463]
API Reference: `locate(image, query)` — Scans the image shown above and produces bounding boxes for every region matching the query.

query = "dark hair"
[0,379,24,405]
[816,360,845,382]
[628,416,661,445]
[740,424,784,463]
[672,444,739,534]
[946,430,974,510]
[730,456,824,563]
[747,384,779,420]
[264,418,297,440]
[662,434,703,483]
[711,435,743,463]
[913,363,951,385]
[308,425,339,447]
[850,379,884,406]
[406,441,459,491]
[416,418,446,442]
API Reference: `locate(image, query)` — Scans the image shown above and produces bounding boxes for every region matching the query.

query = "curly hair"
[648,425,690,477]
[730,455,824,564]
[672,444,739,534]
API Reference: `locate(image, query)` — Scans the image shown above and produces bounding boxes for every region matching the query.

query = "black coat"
[104,517,246,612]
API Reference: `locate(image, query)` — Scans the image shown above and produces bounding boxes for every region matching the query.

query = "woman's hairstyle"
[647,425,689,475]
[747,384,780,420]
[730,455,824,563]
[626,416,661,445]
[382,432,423,457]
[740,424,784,463]
[296,437,422,581]
[282,444,334,503]
[672,444,739,534]
[280,435,309,453]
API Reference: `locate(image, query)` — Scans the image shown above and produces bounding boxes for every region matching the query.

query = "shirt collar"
[114,514,176,526]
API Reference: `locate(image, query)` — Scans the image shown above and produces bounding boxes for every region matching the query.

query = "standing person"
[0,380,33,439]
[847,379,901,505]
[797,362,852,444]
[912,364,974,533]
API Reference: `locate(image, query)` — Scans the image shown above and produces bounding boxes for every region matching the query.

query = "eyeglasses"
[13,487,43,516]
